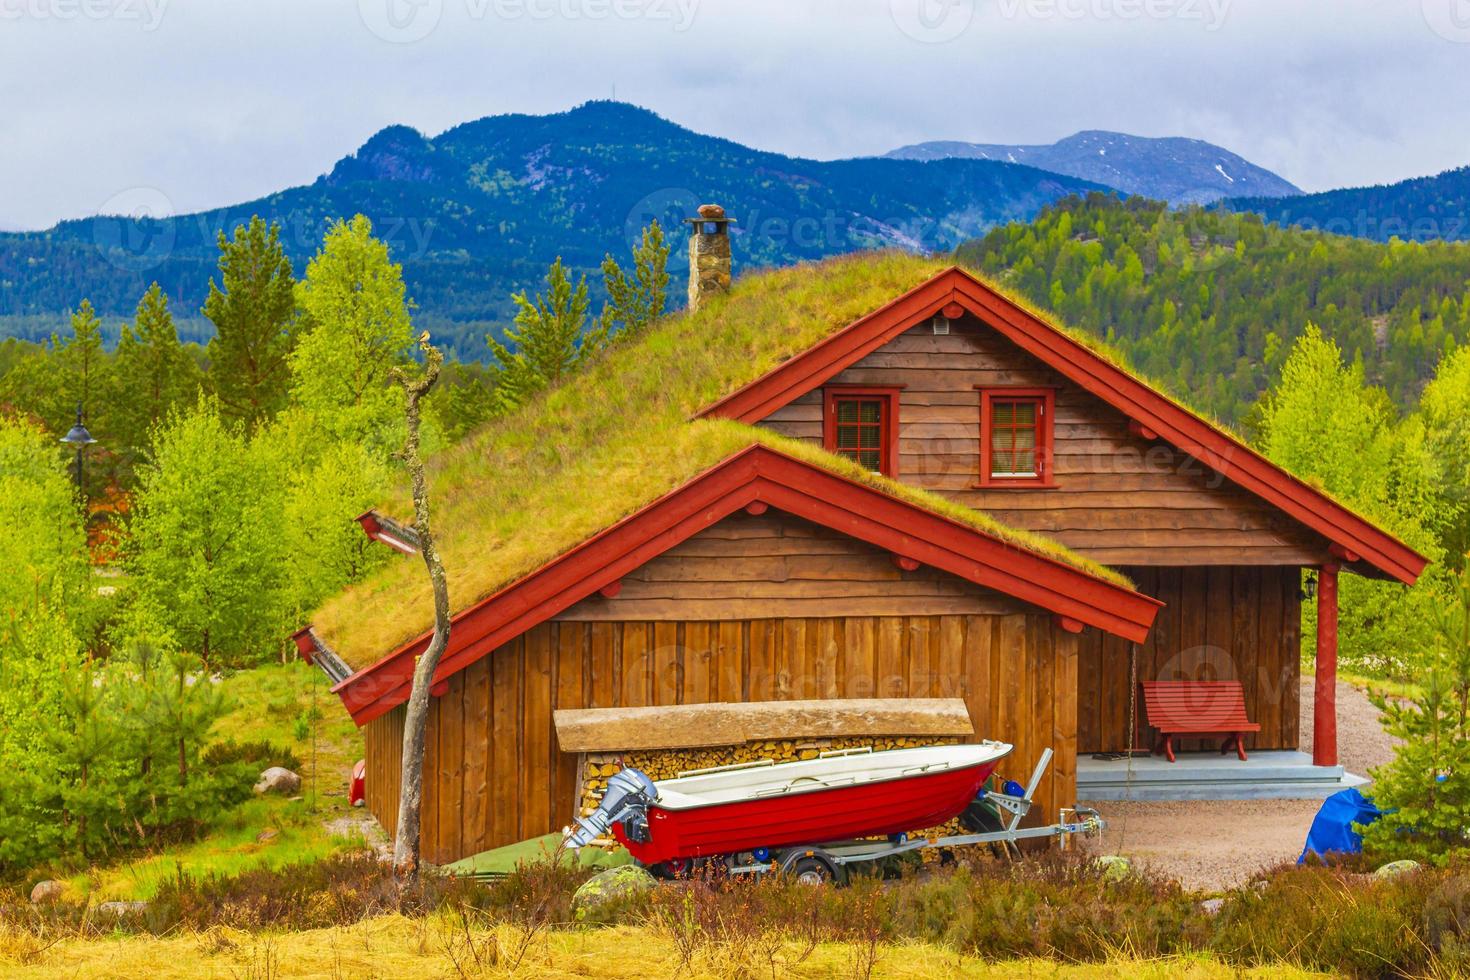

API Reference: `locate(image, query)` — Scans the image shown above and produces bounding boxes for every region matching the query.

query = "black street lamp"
[60,403,97,497]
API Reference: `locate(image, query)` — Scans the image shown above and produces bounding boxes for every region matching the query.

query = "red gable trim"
[699,267,1429,586]
[328,444,1161,726]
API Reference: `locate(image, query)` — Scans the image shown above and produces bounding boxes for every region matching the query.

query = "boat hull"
[612,751,1008,865]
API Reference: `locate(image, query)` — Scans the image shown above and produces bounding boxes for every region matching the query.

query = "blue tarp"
[1299,788,1383,863]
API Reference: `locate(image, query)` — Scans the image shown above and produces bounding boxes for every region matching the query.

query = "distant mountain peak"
[885,130,1300,206]
[326,124,444,186]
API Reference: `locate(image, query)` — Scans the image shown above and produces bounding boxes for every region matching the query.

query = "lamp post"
[60,403,97,500]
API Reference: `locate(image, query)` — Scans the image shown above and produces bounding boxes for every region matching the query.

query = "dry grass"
[312,252,1131,668]
[0,916,1325,979]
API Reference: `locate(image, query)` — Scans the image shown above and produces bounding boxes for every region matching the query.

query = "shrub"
[201,739,303,775]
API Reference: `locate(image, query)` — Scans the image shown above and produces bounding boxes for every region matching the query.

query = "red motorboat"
[565,742,1012,867]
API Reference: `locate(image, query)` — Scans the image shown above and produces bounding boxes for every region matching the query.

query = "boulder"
[1375,859,1421,878]
[254,767,302,795]
[572,866,655,920]
[1092,855,1132,882]
[96,900,148,919]
[1200,897,1226,916]
[29,880,64,904]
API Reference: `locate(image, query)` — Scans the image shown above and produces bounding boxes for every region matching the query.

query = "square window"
[978,389,1055,487]
[823,388,899,477]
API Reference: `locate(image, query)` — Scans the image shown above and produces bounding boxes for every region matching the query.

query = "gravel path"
[1082,676,1400,892]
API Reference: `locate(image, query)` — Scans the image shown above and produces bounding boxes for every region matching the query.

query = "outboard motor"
[564,768,658,849]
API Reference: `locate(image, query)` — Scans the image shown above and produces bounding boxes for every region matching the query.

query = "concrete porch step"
[1076,750,1370,802]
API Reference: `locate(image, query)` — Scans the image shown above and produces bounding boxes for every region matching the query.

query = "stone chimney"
[685,203,734,311]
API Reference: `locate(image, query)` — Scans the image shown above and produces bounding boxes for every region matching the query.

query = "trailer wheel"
[779,848,843,886]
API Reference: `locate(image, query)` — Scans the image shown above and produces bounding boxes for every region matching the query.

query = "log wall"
[1077,565,1302,754]
[757,318,1331,568]
[362,612,1078,865]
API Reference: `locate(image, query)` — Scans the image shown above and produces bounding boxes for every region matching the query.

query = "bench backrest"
[1141,680,1252,731]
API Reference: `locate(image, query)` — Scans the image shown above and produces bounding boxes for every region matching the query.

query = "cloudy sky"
[2,0,1468,230]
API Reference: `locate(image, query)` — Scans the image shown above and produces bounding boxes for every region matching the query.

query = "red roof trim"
[699,267,1428,586]
[329,444,1161,726]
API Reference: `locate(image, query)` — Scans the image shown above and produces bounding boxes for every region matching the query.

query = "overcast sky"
[1,0,1467,230]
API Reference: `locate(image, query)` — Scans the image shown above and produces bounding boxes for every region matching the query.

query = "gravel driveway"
[1083,676,1400,892]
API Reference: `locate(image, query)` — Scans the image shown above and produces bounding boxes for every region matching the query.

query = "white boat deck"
[1077,750,1368,801]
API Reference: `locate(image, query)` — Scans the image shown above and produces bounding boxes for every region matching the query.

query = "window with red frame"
[824,388,898,476]
[978,389,1054,486]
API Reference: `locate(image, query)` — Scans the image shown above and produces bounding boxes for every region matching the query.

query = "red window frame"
[823,386,901,477]
[977,387,1056,488]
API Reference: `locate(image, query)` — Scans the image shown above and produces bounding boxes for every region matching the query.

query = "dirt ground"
[1082,676,1400,892]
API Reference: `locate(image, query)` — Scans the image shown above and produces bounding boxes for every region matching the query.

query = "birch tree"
[392,333,450,883]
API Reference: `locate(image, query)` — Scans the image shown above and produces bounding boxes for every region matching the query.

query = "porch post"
[1312,563,1340,767]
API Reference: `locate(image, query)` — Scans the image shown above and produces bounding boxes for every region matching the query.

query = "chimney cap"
[685,203,735,225]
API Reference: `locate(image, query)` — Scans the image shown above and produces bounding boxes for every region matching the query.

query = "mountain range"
[1224,165,1470,242]
[886,130,1301,205]
[0,101,1103,346]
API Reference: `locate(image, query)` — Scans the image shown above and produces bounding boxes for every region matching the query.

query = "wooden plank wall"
[363,613,1078,865]
[1076,565,1302,754]
[757,320,1329,568]
[559,510,1028,622]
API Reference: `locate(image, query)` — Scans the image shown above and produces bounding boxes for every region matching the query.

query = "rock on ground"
[29,880,63,904]
[254,767,303,795]
[572,866,655,919]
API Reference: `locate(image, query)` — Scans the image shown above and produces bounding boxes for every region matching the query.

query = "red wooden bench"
[1141,680,1261,763]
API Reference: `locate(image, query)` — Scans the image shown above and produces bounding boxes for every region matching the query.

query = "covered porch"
[1076,563,1348,798]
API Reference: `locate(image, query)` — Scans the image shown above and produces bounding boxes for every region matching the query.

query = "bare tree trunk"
[391,336,449,886]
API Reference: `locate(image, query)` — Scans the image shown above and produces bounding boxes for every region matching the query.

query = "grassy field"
[0,917,1327,979]
[55,661,371,903]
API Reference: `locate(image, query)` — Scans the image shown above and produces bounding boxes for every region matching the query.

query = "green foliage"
[0,416,88,620]
[1420,345,1470,558]
[490,257,604,410]
[958,194,1470,422]
[127,398,287,666]
[600,220,670,339]
[290,215,416,453]
[204,217,297,430]
[113,283,201,463]
[1362,558,1470,865]
[1256,326,1444,673]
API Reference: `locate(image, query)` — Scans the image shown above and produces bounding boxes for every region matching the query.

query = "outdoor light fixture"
[1301,572,1317,601]
[59,402,96,494]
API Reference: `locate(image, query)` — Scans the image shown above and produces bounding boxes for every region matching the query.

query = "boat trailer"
[648,748,1104,884]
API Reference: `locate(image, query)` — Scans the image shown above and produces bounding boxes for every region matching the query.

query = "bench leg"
[1162,734,1175,764]
[1235,733,1248,762]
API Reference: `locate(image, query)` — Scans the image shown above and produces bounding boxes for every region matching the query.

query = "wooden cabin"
[298,235,1425,867]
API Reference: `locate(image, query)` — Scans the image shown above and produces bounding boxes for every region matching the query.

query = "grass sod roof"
[311,252,1135,670]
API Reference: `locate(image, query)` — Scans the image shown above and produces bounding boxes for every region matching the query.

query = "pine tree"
[115,283,200,460]
[600,220,670,339]
[203,217,297,430]
[489,257,603,410]
[1362,557,1470,865]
